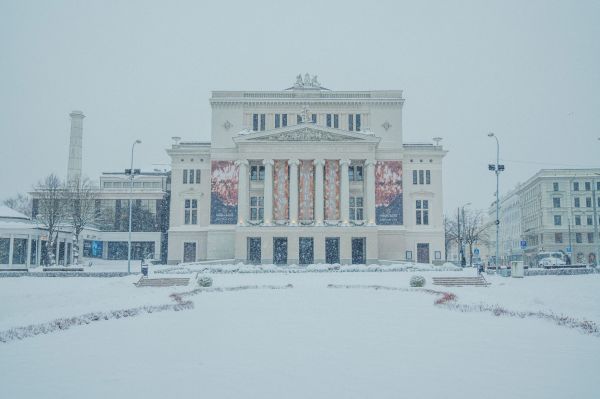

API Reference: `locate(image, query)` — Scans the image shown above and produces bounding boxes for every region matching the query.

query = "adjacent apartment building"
[166,75,447,265]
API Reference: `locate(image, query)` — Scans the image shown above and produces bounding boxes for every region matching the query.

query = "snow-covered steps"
[134,277,190,287]
[432,276,490,287]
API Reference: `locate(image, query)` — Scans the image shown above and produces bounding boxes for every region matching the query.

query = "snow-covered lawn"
[1,269,599,399]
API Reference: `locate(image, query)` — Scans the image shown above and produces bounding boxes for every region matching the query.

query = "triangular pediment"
[233,124,380,144]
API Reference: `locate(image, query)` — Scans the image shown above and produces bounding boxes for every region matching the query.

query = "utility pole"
[488,133,504,273]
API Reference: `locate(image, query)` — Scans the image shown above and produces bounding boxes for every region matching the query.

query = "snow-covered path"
[1,271,599,398]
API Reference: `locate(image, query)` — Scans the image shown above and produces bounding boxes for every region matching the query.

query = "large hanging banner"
[324,160,340,220]
[375,161,403,225]
[298,160,314,221]
[273,160,289,221]
[210,161,239,224]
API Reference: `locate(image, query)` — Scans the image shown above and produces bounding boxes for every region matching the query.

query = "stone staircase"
[432,276,490,287]
[134,277,190,287]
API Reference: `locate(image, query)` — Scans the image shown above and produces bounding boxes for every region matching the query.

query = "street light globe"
[487,132,495,137]
[135,139,142,144]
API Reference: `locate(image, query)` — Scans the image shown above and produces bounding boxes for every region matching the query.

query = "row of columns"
[236,159,377,226]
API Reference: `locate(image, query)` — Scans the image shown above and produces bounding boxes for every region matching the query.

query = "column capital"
[340,159,351,166]
[235,159,249,167]
[365,160,377,167]
[313,159,325,166]
[262,159,274,166]
[289,159,300,167]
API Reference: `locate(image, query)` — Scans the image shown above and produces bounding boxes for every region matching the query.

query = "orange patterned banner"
[298,160,314,220]
[324,160,340,220]
[273,160,289,221]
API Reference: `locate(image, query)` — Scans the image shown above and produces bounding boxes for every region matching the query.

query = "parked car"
[538,257,566,268]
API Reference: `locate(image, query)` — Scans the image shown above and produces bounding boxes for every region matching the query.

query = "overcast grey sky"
[1,0,599,214]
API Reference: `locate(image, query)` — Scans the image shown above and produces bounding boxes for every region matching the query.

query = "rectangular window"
[188,169,195,184]
[326,114,332,127]
[275,114,280,128]
[588,216,593,225]
[297,114,302,124]
[416,200,429,225]
[250,165,265,181]
[349,197,364,221]
[574,198,580,208]
[183,170,188,184]
[419,170,424,184]
[356,114,361,131]
[334,114,339,128]
[426,170,431,184]
[184,199,197,225]
[253,114,258,131]
[413,170,418,184]
[311,114,317,123]
[250,196,264,221]
[588,233,594,243]
[586,197,592,208]
[575,215,581,225]
[555,233,563,243]
[195,169,201,184]
[282,113,287,127]
[585,182,591,191]
[553,182,559,191]
[349,165,363,181]
[553,197,560,208]
[260,114,265,131]
[347,114,361,132]
[573,182,579,191]
[597,182,600,191]
[348,114,353,131]
[554,215,562,226]
[405,250,413,261]
[576,233,582,243]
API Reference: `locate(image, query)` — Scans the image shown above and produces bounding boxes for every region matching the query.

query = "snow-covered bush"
[197,276,213,287]
[409,275,426,287]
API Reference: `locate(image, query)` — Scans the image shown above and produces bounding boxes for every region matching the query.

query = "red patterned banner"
[324,160,340,220]
[210,161,239,224]
[298,160,314,221]
[273,160,289,221]
[375,161,403,225]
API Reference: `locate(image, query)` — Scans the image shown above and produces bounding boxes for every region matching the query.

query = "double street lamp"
[127,140,142,274]
[488,132,504,273]
[457,202,471,266]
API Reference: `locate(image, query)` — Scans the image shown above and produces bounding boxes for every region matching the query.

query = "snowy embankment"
[155,261,462,274]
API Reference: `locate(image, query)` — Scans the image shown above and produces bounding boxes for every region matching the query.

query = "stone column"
[314,159,324,225]
[8,235,14,267]
[340,159,350,225]
[26,234,31,268]
[263,159,274,225]
[365,160,377,225]
[289,159,299,225]
[236,159,249,225]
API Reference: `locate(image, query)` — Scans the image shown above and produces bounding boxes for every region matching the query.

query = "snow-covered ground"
[1,267,599,398]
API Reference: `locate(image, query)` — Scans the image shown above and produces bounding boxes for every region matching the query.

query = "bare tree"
[34,174,67,265]
[462,209,491,266]
[443,216,457,261]
[3,193,32,217]
[65,177,98,265]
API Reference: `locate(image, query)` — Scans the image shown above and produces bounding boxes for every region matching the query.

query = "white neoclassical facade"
[167,75,447,265]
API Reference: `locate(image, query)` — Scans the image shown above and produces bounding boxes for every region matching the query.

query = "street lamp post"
[127,140,142,274]
[488,133,504,273]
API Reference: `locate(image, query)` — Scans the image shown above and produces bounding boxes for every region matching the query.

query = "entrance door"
[351,238,366,264]
[247,237,261,264]
[417,243,430,264]
[273,237,288,265]
[325,237,340,264]
[299,237,314,265]
[183,242,197,263]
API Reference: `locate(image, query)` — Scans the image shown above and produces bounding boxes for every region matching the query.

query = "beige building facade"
[167,75,446,265]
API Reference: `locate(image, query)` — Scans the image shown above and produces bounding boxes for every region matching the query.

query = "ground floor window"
[12,238,27,265]
[30,239,37,265]
[299,237,314,265]
[417,243,430,263]
[351,237,366,264]
[0,238,9,264]
[183,242,196,263]
[83,240,104,258]
[325,237,340,264]
[247,237,261,264]
[107,241,155,260]
[273,237,288,265]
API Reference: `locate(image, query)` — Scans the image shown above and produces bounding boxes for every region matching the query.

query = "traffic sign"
[566,246,572,254]
[520,240,527,250]
[473,248,480,256]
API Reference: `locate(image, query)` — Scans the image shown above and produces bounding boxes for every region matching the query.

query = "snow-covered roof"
[0,205,30,220]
